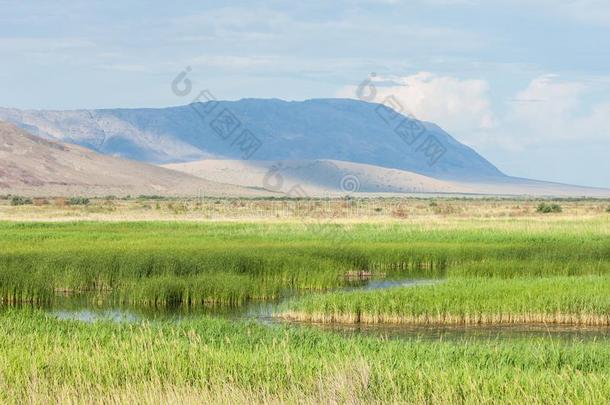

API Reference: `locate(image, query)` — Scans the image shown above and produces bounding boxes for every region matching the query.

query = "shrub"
[68,197,90,206]
[606,206,610,213]
[10,196,33,206]
[138,195,167,201]
[537,202,562,214]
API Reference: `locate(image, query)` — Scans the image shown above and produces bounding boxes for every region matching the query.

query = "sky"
[1,0,609,187]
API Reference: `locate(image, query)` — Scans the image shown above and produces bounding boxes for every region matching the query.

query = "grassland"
[0,213,609,310]
[0,221,447,306]
[3,309,610,404]
[1,195,609,222]
[1,197,610,403]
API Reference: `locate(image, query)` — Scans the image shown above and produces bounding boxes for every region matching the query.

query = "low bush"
[68,197,90,206]
[536,202,562,213]
[137,195,168,201]
[10,196,33,206]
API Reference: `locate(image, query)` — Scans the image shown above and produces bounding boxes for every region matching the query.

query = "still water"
[41,277,610,342]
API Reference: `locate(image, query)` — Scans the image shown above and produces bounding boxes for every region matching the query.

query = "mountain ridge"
[0,98,504,181]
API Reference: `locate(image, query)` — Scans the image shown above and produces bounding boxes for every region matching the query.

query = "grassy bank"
[280,275,610,326]
[2,310,610,404]
[0,219,609,306]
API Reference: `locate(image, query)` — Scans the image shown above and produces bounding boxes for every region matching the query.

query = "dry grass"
[280,311,610,326]
[0,196,608,222]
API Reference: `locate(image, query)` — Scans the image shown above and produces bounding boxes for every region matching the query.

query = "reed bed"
[280,276,610,326]
[3,309,610,404]
[0,219,608,307]
[1,217,610,402]
[117,273,281,307]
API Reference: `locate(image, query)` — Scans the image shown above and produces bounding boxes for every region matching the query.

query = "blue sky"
[1,0,609,187]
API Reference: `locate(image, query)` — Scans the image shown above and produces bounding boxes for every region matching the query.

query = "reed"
[280,276,610,325]
[0,219,608,306]
[2,310,610,404]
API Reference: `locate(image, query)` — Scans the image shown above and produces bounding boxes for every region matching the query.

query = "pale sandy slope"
[164,159,610,198]
[0,121,275,198]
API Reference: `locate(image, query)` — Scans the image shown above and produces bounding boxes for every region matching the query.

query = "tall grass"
[3,310,610,404]
[0,219,608,306]
[280,275,610,325]
[119,273,280,307]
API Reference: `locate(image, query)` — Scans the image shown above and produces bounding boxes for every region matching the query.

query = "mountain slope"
[0,99,504,181]
[165,159,610,198]
[0,121,274,197]
[164,159,470,195]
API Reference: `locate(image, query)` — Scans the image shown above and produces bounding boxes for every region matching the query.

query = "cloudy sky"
[1,0,610,187]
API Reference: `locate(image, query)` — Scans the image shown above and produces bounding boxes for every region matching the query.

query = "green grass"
[0,219,609,306]
[2,309,610,404]
[280,275,610,325]
[1,217,610,402]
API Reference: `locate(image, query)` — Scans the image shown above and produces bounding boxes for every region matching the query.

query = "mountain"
[0,99,504,181]
[164,159,610,198]
[0,121,274,197]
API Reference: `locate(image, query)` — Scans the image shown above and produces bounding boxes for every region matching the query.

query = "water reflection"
[305,322,610,342]
[54,309,139,323]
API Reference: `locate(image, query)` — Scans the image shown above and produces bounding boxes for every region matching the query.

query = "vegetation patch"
[68,197,90,205]
[537,202,563,213]
[2,310,610,404]
[10,196,32,206]
[0,219,609,307]
[280,276,610,326]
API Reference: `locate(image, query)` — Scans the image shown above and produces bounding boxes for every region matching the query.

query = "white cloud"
[337,72,495,142]
[498,75,610,149]
[338,72,610,155]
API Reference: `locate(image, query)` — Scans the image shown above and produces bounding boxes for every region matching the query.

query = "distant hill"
[163,159,468,195]
[3,100,609,198]
[0,99,504,181]
[0,121,274,197]
[165,159,610,198]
